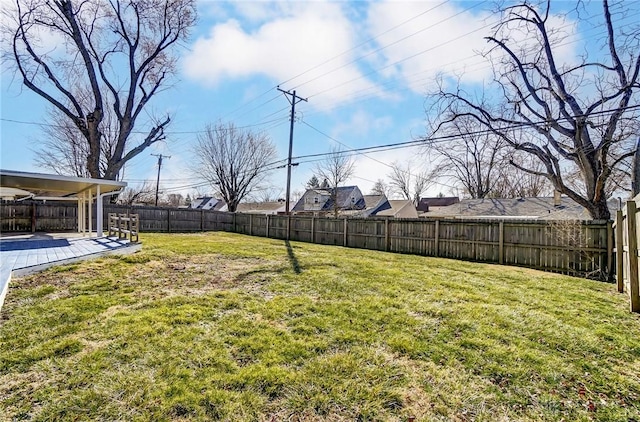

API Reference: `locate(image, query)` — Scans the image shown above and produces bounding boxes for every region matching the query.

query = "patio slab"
[0,234,141,312]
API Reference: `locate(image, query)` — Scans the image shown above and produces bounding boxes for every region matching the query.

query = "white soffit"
[0,169,126,197]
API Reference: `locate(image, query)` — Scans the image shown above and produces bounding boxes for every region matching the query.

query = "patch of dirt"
[125,254,284,299]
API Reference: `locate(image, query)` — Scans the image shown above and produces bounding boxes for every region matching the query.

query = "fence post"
[311,217,315,243]
[249,213,253,236]
[266,214,270,238]
[385,218,391,252]
[625,201,639,312]
[31,202,36,233]
[499,221,504,265]
[606,220,614,281]
[434,220,439,257]
[616,210,624,293]
[200,209,204,232]
[233,212,237,233]
[344,218,348,247]
[287,215,291,240]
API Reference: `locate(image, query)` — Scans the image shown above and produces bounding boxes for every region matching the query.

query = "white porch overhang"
[0,169,127,237]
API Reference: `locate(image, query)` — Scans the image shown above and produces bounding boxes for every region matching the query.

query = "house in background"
[292,186,365,216]
[293,189,419,219]
[190,197,226,211]
[420,195,618,220]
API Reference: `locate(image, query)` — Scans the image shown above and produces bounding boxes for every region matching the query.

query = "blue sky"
[2,0,638,200]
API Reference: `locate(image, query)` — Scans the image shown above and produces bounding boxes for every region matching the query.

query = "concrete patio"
[0,233,141,311]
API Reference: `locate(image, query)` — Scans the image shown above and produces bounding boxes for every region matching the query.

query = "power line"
[0,115,291,134]
[139,103,640,195]
[294,103,640,162]
[292,0,488,92]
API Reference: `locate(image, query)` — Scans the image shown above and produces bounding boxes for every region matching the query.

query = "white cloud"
[183,1,382,109]
[365,1,579,94]
[331,109,393,138]
[365,1,495,92]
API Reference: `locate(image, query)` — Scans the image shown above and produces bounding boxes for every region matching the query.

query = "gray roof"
[422,196,619,220]
[417,197,459,211]
[362,194,386,209]
[375,200,418,218]
[236,201,285,214]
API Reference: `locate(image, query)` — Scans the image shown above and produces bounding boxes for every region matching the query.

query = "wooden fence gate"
[613,195,640,312]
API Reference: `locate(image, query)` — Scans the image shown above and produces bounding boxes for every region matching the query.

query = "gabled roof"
[362,195,386,209]
[341,194,389,217]
[321,186,364,211]
[292,186,364,212]
[375,200,418,218]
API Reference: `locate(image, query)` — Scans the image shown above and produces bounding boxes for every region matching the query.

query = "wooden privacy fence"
[232,214,611,278]
[0,202,235,233]
[1,201,611,279]
[613,196,640,312]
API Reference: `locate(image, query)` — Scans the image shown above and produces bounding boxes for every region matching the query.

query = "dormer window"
[351,197,355,204]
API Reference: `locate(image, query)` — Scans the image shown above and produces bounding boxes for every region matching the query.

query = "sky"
[1,0,638,201]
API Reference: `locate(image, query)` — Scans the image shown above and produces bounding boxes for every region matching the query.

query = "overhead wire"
[279,0,452,88]
[293,103,640,163]
[291,0,488,92]
[66,103,640,194]
[299,13,640,119]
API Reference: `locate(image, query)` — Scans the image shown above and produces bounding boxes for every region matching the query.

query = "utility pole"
[277,86,307,214]
[151,153,171,206]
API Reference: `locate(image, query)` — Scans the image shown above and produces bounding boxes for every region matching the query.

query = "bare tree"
[117,182,156,206]
[429,0,640,219]
[370,179,392,197]
[315,147,356,217]
[4,0,196,180]
[388,161,430,206]
[34,102,120,178]
[490,155,553,198]
[249,186,283,202]
[194,123,277,212]
[427,115,505,198]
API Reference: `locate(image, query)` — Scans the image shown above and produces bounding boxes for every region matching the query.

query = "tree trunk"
[586,196,612,220]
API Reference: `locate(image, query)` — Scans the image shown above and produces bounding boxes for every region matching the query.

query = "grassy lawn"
[1,232,639,421]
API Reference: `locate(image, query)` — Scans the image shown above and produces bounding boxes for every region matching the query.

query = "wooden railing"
[108,213,139,242]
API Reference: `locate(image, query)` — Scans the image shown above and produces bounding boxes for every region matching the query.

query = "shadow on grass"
[285,240,301,274]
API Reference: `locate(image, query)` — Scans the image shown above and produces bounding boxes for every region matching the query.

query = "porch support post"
[96,185,103,237]
[78,194,85,234]
[88,190,93,237]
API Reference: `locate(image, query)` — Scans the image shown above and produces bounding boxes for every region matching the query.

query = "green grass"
[1,232,639,421]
